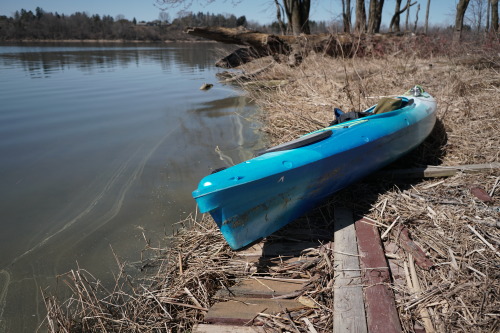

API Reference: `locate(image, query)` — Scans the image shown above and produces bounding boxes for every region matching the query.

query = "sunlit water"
[0,42,264,332]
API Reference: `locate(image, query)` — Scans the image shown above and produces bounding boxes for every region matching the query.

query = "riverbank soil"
[44,36,499,332]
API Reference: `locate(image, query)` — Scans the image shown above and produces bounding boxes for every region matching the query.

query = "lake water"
[0,42,264,332]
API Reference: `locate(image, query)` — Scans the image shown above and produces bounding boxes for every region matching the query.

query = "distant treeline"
[0,7,334,41]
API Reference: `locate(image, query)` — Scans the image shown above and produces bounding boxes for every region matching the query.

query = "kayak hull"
[193,92,437,249]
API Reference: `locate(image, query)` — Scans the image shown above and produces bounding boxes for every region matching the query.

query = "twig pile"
[249,207,338,332]
[362,172,500,332]
[43,214,246,332]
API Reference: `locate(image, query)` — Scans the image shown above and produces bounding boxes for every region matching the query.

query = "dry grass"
[42,214,247,332]
[232,38,500,332]
[357,172,500,332]
[240,46,500,167]
[44,36,499,332]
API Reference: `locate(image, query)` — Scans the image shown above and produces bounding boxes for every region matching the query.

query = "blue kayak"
[192,87,437,250]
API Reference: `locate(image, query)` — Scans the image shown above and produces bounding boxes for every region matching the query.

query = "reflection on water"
[0,42,264,332]
[0,43,217,78]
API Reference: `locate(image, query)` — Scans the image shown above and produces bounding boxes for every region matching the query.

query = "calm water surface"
[0,42,264,332]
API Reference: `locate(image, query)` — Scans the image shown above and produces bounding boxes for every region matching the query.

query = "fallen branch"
[185,27,407,67]
[398,226,434,270]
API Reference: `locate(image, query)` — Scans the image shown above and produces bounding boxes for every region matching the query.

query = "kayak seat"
[256,130,333,156]
[373,97,414,114]
[330,108,370,125]
[330,97,414,125]
[373,97,403,114]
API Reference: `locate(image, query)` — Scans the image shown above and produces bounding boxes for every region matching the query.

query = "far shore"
[0,38,214,44]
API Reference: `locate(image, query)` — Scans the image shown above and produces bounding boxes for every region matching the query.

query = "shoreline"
[42,41,500,332]
[0,38,213,44]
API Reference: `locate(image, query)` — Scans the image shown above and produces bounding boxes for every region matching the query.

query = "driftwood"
[377,162,500,179]
[185,26,402,68]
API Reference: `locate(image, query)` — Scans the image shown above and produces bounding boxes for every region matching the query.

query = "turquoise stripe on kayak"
[306,119,369,136]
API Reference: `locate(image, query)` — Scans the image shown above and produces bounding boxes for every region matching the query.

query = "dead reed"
[44,38,499,332]
[42,214,248,332]
[231,39,499,332]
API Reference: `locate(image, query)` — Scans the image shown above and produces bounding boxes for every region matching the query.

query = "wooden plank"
[376,162,500,179]
[237,241,320,258]
[204,297,301,325]
[275,227,335,241]
[216,278,304,299]
[237,243,265,257]
[229,254,310,266]
[193,324,266,333]
[355,217,402,333]
[333,207,368,333]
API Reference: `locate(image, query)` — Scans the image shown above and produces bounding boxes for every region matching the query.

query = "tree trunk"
[492,0,499,32]
[367,0,385,33]
[342,0,352,33]
[355,0,367,33]
[405,0,411,31]
[390,0,416,32]
[424,0,431,34]
[414,4,420,32]
[486,0,491,32]
[454,0,471,43]
[392,0,403,32]
[368,0,377,33]
[283,0,310,35]
[274,0,287,34]
[184,26,400,67]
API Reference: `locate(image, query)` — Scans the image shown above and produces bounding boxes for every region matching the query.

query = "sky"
[1,1,458,27]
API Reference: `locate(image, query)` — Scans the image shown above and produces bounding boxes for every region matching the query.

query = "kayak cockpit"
[256,130,333,156]
[256,96,416,157]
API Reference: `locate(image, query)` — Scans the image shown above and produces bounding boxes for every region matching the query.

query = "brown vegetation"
[44,35,499,332]
[186,26,453,68]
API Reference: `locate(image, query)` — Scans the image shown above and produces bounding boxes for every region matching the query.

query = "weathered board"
[355,217,402,333]
[333,207,368,333]
[216,278,304,299]
[194,324,266,332]
[377,162,500,178]
[204,297,301,325]
[198,208,407,333]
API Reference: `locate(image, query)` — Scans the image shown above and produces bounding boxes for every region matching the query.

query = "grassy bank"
[44,37,499,332]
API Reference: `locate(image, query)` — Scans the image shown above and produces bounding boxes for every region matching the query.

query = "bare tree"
[413,3,420,32]
[342,0,352,33]
[391,0,402,32]
[354,0,367,32]
[367,0,385,33]
[405,0,411,31]
[159,11,170,24]
[389,0,417,32]
[454,0,471,42]
[283,0,311,35]
[424,0,431,34]
[274,0,287,34]
[156,0,310,35]
[486,0,491,31]
[467,0,487,32]
[491,0,499,32]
